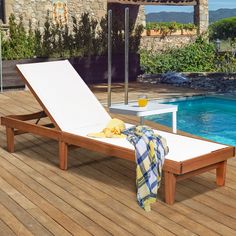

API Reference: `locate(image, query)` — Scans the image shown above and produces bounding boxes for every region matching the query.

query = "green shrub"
[34,22,42,56]
[215,52,236,73]
[2,13,143,60]
[145,22,196,36]
[41,11,53,57]
[209,17,236,40]
[96,15,108,55]
[2,14,36,60]
[130,24,144,54]
[140,37,216,73]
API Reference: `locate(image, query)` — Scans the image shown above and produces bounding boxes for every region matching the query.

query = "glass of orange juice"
[138,95,148,107]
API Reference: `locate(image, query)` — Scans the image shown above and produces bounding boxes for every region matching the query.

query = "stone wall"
[4,0,107,30]
[140,35,197,52]
[194,0,208,34]
[68,0,107,24]
[4,1,144,31]
[138,72,236,93]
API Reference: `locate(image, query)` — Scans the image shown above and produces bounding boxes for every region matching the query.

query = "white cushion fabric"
[71,123,227,162]
[17,60,111,131]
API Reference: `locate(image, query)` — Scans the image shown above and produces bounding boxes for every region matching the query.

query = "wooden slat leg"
[164,171,176,205]
[216,161,227,186]
[59,141,68,170]
[6,127,14,153]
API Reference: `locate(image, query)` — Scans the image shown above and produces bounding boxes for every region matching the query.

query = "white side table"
[109,102,178,133]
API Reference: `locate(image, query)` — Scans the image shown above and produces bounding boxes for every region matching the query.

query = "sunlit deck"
[0,83,236,236]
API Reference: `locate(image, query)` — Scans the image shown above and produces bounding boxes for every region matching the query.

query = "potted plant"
[152,23,160,36]
[169,22,178,35]
[184,23,197,35]
[160,25,169,38]
[145,23,152,36]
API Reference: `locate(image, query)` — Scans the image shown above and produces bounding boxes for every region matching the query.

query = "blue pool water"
[147,97,236,146]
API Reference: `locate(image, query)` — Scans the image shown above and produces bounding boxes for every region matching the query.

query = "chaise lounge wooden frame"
[1,60,235,205]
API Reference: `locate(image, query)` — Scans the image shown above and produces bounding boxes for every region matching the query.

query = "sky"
[145,0,236,13]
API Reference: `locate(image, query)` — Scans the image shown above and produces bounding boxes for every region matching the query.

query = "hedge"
[209,17,236,40]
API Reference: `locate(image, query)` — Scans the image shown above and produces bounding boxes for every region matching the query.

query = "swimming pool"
[147,96,236,146]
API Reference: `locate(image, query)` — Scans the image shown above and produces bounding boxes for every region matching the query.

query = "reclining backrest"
[17,60,111,132]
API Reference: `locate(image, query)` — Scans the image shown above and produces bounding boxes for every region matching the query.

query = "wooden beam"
[176,162,222,182]
[1,116,61,141]
[181,147,235,174]
[8,111,47,121]
[107,0,197,6]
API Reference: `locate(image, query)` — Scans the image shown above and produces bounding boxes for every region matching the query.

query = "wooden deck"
[89,82,206,104]
[0,84,236,236]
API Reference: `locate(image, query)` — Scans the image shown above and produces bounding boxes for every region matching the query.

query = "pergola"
[107,0,209,34]
[108,0,197,5]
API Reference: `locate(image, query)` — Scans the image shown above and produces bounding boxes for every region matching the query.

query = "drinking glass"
[138,95,148,107]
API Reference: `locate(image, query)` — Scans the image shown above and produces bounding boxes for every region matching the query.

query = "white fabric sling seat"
[1,60,234,205]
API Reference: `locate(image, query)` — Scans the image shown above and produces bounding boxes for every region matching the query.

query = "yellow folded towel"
[88,118,126,138]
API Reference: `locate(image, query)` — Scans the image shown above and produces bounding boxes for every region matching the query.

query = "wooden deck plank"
[18,134,222,236]
[0,129,231,235]
[0,219,16,236]
[177,183,236,220]
[0,118,191,235]
[106,158,236,234]
[0,117,134,234]
[17,152,161,236]
[0,165,90,236]
[0,176,73,236]
[74,162,222,236]
[174,192,236,235]
[1,88,236,236]
[0,136,155,236]
[2,157,133,236]
[13,131,200,236]
[0,149,110,236]
[16,144,176,236]
[0,205,31,236]
[184,179,236,211]
[0,190,51,236]
[31,136,236,234]
[192,174,236,199]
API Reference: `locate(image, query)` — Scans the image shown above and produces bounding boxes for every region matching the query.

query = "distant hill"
[210,8,236,22]
[146,8,236,24]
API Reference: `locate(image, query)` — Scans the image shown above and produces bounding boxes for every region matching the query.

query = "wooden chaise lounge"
[1,60,235,205]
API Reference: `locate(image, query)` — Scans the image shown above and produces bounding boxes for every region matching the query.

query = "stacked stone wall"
[5,0,108,31]
[194,0,208,34]
[4,1,144,32]
[4,1,207,51]
[140,35,197,52]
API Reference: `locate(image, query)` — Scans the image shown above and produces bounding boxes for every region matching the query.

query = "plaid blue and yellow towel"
[123,126,169,212]
[87,119,169,211]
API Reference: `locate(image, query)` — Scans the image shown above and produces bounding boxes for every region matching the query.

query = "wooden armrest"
[6,111,47,121]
